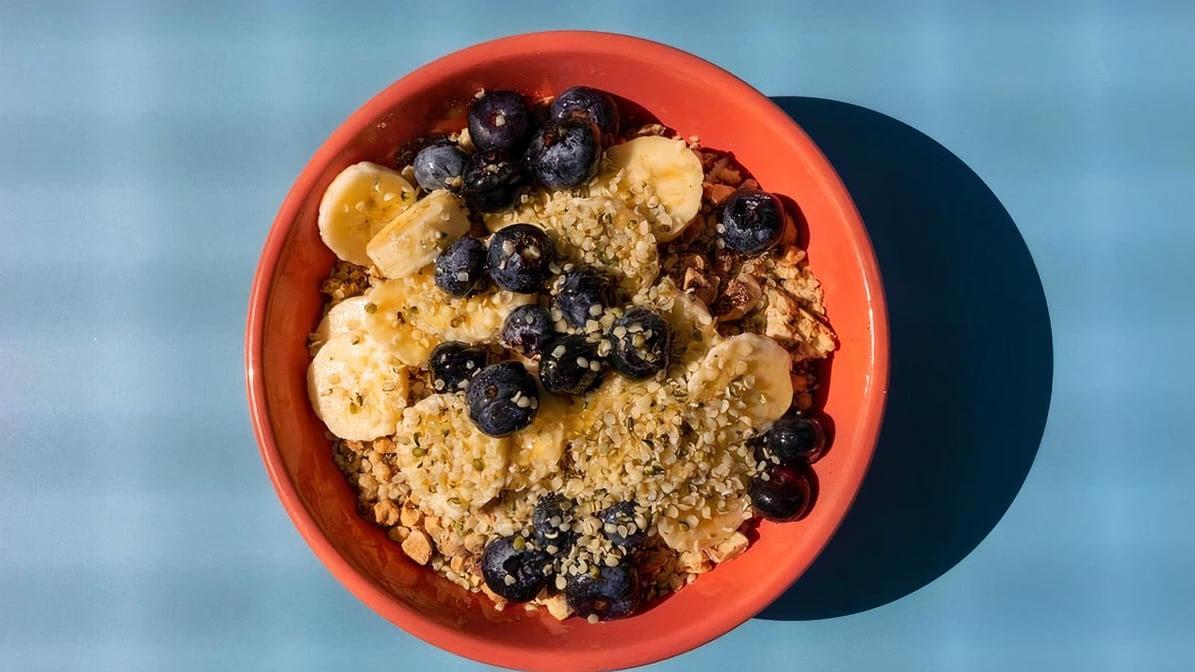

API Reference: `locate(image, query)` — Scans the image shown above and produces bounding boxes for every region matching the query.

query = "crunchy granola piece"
[319,261,371,305]
[761,287,837,360]
[423,515,443,540]
[628,123,669,138]
[544,593,573,621]
[399,501,423,528]
[706,531,749,563]
[678,550,712,574]
[704,182,737,206]
[387,526,410,543]
[712,275,762,323]
[373,499,401,527]
[710,162,743,186]
[401,529,433,566]
[675,253,718,305]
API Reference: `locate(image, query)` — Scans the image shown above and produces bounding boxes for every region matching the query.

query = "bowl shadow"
[757,97,1053,620]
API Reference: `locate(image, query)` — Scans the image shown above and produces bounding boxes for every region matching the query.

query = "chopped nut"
[399,502,423,528]
[401,529,433,566]
[712,275,762,323]
[386,526,410,542]
[373,499,400,527]
[706,531,749,563]
[544,593,573,621]
[678,550,711,574]
[711,163,743,185]
[706,182,737,206]
[423,515,443,539]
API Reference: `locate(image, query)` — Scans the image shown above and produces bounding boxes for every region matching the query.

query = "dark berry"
[527,118,602,189]
[487,224,556,293]
[465,361,538,436]
[597,501,648,551]
[481,535,552,602]
[412,141,467,191]
[500,304,557,356]
[564,560,641,620]
[720,189,785,255]
[549,86,621,139]
[761,411,826,466]
[461,148,530,212]
[539,335,604,396]
[551,267,612,328]
[428,342,487,394]
[468,90,535,152]
[608,308,672,379]
[532,493,577,554]
[434,237,489,297]
[749,463,814,522]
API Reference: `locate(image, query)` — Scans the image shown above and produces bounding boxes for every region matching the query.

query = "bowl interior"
[249,32,887,671]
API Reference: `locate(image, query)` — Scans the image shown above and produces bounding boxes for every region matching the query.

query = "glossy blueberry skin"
[564,560,641,620]
[465,361,539,436]
[434,237,489,297]
[468,90,535,152]
[749,463,814,522]
[597,501,648,551]
[539,334,604,396]
[607,307,673,379]
[719,189,785,255]
[460,148,530,212]
[551,267,612,328]
[549,86,621,138]
[532,493,577,554]
[481,535,552,602]
[412,141,467,191]
[487,224,556,293]
[500,304,557,357]
[527,118,602,189]
[428,342,487,394]
[761,411,827,466]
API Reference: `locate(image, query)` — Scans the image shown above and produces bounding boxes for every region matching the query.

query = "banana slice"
[365,269,534,346]
[658,492,752,554]
[318,162,417,265]
[604,136,704,242]
[687,333,793,428]
[636,278,719,374]
[307,333,411,441]
[366,189,471,279]
[393,395,512,519]
[311,296,370,350]
[508,390,572,489]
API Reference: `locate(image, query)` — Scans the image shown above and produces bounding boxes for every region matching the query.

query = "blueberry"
[564,560,641,620]
[465,361,538,436]
[481,535,552,602]
[549,86,621,139]
[527,118,602,189]
[551,268,612,328]
[719,189,785,255]
[461,148,530,212]
[532,493,577,554]
[607,308,672,379]
[539,334,604,396]
[761,411,826,466]
[434,237,489,297]
[749,463,814,521]
[412,141,467,191]
[468,90,535,152]
[487,224,556,293]
[597,501,648,551]
[428,342,487,394]
[500,304,557,356]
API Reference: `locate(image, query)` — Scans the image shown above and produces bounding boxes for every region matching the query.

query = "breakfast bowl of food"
[245,30,888,671]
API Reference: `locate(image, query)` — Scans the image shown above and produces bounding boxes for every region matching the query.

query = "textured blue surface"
[2,2,1194,670]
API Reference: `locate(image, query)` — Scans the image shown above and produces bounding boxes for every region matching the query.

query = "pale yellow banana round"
[317,162,417,266]
[365,270,534,346]
[687,333,793,428]
[366,189,471,279]
[604,136,704,242]
[311,296,370,350]
[307,333,410,441]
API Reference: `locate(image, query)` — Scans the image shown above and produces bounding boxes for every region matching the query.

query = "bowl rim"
[246,29,889,671]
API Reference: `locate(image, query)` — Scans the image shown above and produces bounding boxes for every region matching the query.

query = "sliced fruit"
[307,333,410,441]
[366,189,472,279]
[311,296,370,350]
[687,333,793,428]
[318,162,417,265]
[393,394,512,519]
[604,136,704,241]
[366,269,534,345]
[638,278,719,374]
[657,492,752,553]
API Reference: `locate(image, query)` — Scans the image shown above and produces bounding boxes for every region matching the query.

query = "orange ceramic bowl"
[246,31,888,672]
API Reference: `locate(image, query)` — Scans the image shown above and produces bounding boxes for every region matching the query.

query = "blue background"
[2,1,1193,670]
